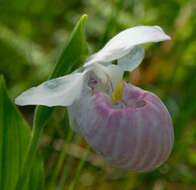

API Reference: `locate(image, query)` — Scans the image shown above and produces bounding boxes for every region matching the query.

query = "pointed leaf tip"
[78,14,88,28]
[81,14,88,20]
[50,13,88,79]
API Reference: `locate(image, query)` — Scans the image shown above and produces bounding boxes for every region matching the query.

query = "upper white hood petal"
[84,25,170,67]
[15,72,85,107]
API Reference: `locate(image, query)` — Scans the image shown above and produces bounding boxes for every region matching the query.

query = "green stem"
[48,129,74,190]
[68,146,90,190]
[57,135,83,190]
[15,121,42,189]
[57,154,74,190]
[15,106,53,190]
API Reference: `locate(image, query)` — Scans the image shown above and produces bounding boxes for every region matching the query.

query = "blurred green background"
[0,0,196,189]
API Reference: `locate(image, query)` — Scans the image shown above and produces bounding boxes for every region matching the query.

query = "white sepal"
[84,26,170,67]
[15,73,85,107]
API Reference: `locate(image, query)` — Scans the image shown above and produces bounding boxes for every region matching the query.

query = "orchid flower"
[15,26,174,172]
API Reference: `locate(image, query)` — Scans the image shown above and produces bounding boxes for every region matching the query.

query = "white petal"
[117,46,145,71]
[84,26,170,66]
[106,64,124,91]
[15,73,85,107]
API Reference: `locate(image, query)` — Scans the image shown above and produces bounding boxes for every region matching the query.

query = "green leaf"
[51,14,88,79]
[15,14,88,189]
[35,14,89,129]
[0,75,44,190]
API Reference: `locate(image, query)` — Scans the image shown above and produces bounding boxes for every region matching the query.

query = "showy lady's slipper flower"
[15,26,174,172]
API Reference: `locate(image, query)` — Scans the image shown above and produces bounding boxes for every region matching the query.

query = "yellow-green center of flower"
[111,80,124,104]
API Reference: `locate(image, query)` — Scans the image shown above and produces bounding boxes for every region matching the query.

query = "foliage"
[0,76,44,190]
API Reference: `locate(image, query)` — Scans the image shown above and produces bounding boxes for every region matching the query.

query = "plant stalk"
[15,106,53,190]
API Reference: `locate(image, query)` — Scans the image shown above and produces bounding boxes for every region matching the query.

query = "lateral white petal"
[15,73,85,107]
[84,26,170,66]
[117,46,145,71]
